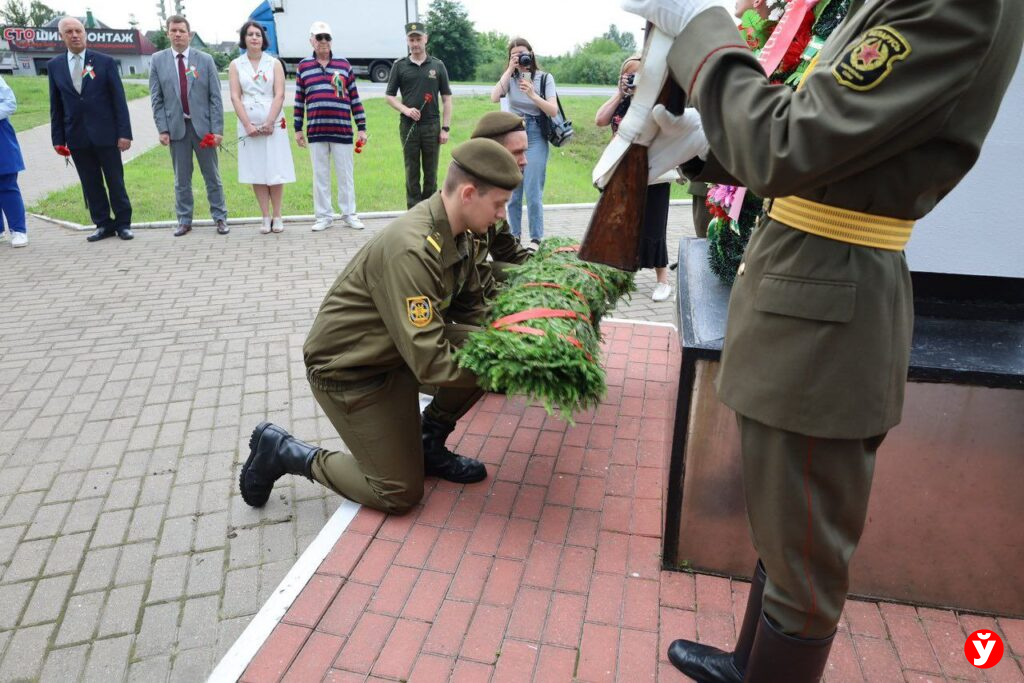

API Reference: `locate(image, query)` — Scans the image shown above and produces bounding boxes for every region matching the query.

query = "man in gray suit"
[149,15,229,236]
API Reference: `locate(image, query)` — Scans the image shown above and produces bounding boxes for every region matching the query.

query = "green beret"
[451,139,523,191]
[471,112,526,140]
[405,22,425,35]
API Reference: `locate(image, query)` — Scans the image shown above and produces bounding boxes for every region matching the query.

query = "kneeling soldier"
[240,139,522,514]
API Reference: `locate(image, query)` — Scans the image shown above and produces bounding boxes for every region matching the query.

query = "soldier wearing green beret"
[240,139,522,514]
[470,111,534,299]
[386,22,453,208]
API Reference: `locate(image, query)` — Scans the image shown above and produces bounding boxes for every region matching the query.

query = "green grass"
[5,75,151,132]
[30,95,689,222]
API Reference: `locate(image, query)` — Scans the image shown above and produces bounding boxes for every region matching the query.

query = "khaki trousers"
[309,325,483,514]
[738,414,884,639]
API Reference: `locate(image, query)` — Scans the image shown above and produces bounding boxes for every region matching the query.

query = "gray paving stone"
[22,574,74,626]
[127,503,165,544]
[103,477,142,512]
[221,566,260,619]
[24,501,71,541]
[0,581,33,630]
[0,526,24,566]
[146,555,188,604]
[177,595,220,650]
[0,490,45,526]
[127,654,171,683]
[165,483,201,519]
[114,541,156,587]
[90,508,133,548]
[97,584,146,637]
[135,602,181,658]
[55,590,104,646]
[73,546,119,594]
[62,497,104,535]
[39,643,89,683]
[157,515,195,557]
[43,470,87,504]
[169,646,215,683]
[43,531,90,576]
[194,511,229,552]
[186,549,225,596]
[2,537,53,583]
[0,623,55,680]
[82,634,133,683]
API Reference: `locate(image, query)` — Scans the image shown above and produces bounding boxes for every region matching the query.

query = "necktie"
[71,54,82,93]
[177,53,191,117]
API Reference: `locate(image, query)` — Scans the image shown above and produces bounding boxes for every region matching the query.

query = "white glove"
[647,105,710,183]
[621,0,719,37]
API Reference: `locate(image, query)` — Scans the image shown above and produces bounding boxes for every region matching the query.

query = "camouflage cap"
[451,139,523,191]
[471,112,526,140]
[405,22,426,35]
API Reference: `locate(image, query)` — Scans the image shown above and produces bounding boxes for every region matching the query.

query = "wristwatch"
[441,126,450,132]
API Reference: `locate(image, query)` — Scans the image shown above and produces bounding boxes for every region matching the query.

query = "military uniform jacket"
[672,0,1023,438]
[474,219,533,300]
[304,194,487,389]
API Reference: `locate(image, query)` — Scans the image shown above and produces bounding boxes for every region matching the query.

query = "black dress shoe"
[240,422,318,507]
[174,224,192,237]
[422,415,487,483]
[86,227,115,242]
[116,227,134,240]
[216,220,230,235]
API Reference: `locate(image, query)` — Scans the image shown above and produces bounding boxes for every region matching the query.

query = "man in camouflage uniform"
[618,0,1023,679]
[239,139,522,514]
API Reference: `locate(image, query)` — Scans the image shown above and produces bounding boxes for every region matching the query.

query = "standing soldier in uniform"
[239,139,522,514]
[386,22,453,209]
[469,111,534,299]
[614,0,1023,680]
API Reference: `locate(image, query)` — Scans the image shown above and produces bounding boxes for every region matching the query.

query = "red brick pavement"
[237,323,1024,682]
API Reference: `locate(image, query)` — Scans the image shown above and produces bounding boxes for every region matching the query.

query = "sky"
[49,0,731,54]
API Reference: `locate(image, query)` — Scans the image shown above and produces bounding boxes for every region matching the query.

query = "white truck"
[249,0,418,81]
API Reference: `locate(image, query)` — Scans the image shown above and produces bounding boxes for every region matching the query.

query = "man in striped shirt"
[295,21,368,231]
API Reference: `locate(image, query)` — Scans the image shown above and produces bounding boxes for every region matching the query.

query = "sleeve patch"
[407,296,433,327]
[832,26,911,92]
[426,234,442,254]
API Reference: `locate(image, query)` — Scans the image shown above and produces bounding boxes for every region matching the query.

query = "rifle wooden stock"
[579,77,685,272]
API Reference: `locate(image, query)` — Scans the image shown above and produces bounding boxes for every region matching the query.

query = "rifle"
[579,24,685,272]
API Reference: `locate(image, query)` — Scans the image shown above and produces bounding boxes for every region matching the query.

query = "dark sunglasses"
[315,33,331,42]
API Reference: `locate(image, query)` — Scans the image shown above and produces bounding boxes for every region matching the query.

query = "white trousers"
[309,142,356,219]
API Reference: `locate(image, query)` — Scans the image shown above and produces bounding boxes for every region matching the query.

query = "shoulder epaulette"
[426,231,443,255]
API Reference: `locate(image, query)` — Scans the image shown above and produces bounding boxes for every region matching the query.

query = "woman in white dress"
[229,21,296,234]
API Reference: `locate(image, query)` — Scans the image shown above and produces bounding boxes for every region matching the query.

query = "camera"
[516,53,533,69]
[624,73,636,93]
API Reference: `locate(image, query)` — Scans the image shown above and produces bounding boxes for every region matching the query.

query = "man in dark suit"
[48,16,134,242]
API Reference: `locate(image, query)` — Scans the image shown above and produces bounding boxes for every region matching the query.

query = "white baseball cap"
[309,21,332,36]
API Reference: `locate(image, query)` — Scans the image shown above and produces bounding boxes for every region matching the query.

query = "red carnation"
[280,118,286,130]
[199,133,217,149]
[55,145,73,166]
[423,93,433,104]
[779,13,814,74]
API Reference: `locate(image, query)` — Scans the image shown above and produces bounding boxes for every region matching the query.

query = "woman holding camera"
[595,56,672,301]
[490,38,559,250]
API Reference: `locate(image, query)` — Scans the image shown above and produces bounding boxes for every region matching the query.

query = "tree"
[151,29,169,50]
[474,29,510,81]
[602,24,636,52]
[0,0,30,25]
[28,0,61,25]
[424,0,478,81]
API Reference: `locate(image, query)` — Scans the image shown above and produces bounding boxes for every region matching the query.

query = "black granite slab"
[675,238,1024,389]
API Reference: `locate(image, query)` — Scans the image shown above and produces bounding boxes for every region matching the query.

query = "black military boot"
[742,612,835,682]
[421,414,487,484]
[240,422,318,507]
[667,561,767,682]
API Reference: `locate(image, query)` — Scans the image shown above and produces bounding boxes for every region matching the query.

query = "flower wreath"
[704,0,852,284]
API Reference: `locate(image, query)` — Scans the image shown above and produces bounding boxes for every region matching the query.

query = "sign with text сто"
[1,26,141,53]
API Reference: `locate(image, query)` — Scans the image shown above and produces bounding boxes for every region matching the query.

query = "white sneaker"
[271,217,284,233]
[652,282,672,302]
[260,217,272,234]
[342,215,365,230]
[311,218,333,232]
[12,232,28,248]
